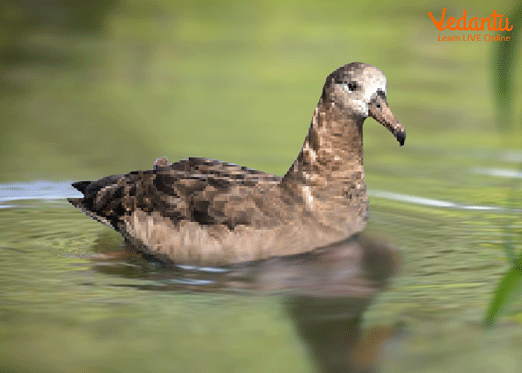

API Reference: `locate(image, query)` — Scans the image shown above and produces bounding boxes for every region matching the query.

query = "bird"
[68,62,405,266]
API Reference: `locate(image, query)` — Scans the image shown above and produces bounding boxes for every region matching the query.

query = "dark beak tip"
[397,130,406,147]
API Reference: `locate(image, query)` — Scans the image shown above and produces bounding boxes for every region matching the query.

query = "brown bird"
[69,63,405,266]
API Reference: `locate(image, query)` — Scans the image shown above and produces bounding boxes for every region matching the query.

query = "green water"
[2,0,522,372]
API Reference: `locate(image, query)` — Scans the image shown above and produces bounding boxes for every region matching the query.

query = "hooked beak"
[368,94,405,146]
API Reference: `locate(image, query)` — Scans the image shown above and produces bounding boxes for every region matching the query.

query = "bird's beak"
[368,94,405,146]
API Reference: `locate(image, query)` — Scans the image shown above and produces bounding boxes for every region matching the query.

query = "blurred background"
[1,1,522,372]
[1,0,520,184]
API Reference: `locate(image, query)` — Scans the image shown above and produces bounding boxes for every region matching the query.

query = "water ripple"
[0,181,81,208]
[472,167,522,179]
[368,190,515,212]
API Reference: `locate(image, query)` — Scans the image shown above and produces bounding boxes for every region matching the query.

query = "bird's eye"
[347,82,358,91]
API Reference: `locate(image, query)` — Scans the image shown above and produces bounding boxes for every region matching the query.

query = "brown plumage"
[69,63,405,265]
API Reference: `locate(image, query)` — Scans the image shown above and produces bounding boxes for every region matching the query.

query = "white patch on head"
[339,66,387,118]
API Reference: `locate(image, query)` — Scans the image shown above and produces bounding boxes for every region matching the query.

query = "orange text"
[428,8,513,31]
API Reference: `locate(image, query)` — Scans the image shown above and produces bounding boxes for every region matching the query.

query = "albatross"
[69,62,406,266]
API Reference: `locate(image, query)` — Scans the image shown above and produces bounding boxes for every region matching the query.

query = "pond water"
[1,147,522,373]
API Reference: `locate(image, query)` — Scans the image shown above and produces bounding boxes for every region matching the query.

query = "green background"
[2,0,520,183]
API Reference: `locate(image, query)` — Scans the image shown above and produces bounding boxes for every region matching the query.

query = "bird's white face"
[329,64,388,118]
[324,63,405,146]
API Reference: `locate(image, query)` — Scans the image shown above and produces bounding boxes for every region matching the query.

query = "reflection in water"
[93,232,400,372]
[287,297,397,373]
[275,235,400,373]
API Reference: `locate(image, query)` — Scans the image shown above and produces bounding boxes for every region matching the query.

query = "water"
[1,159,521,372]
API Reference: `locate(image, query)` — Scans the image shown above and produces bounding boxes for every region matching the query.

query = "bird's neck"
[282,97,366,195]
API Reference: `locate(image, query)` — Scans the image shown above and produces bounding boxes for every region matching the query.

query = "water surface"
[1,151,521,372]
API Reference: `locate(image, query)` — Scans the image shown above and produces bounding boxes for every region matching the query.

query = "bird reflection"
[227,233,401,373]
[92,232,401,372]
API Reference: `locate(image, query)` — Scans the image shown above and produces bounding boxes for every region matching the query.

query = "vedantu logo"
[428,8,513,42]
